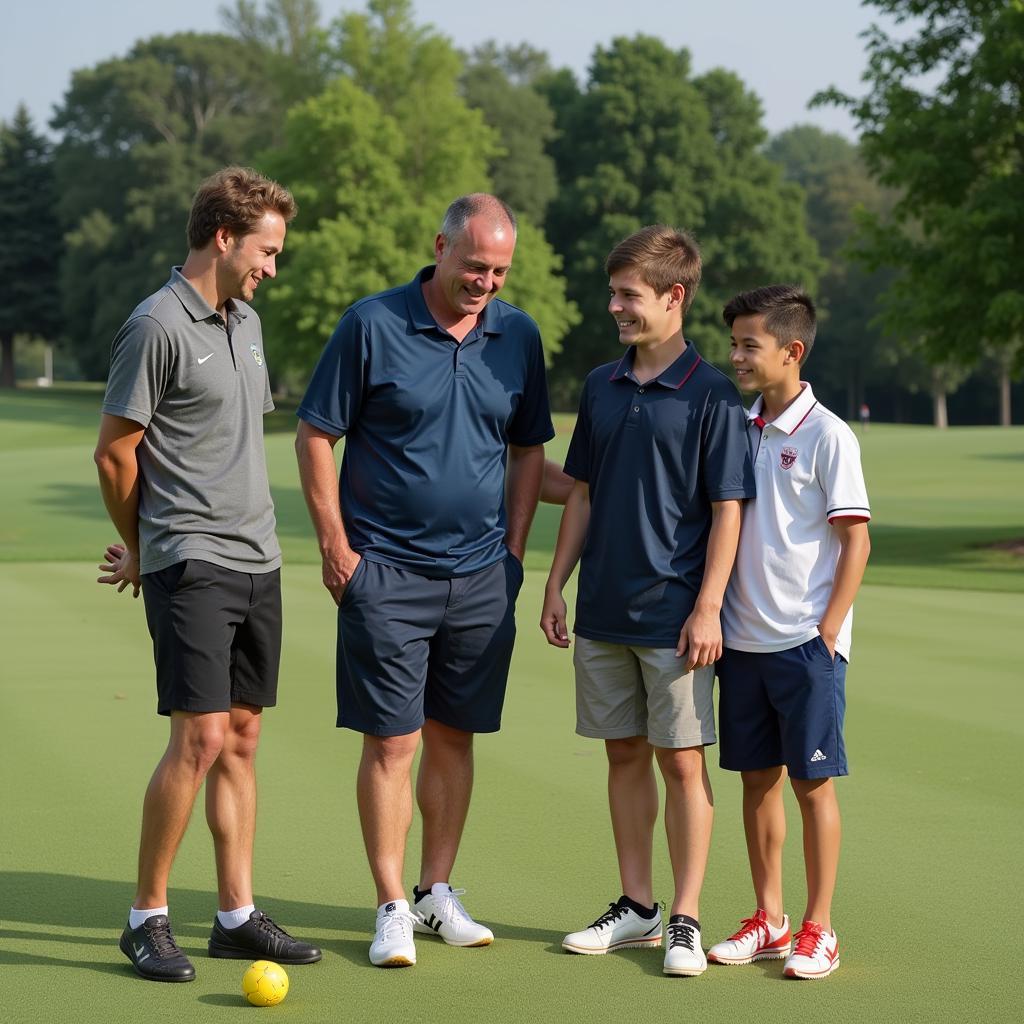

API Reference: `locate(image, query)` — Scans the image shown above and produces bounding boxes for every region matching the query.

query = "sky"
[2,0,882,138]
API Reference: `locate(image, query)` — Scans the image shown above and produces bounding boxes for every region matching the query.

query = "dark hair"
[440,193,517,241]
[604,225,702,312]
[187,166,297,250]
[722,284,817,362]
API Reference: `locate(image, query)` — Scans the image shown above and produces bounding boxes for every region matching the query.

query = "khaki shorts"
[573,636,716,749]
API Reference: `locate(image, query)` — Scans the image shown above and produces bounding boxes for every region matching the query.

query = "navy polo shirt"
[564,342,755,647]
[298,266,554,578]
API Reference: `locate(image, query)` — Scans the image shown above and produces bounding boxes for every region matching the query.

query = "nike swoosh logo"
[198,353,214,364]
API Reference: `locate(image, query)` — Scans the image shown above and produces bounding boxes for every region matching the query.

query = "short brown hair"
[604,225,702,312]
[187,166,297,250]
[722,285,817,362]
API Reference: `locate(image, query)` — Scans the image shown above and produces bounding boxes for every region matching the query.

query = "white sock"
[217,904,256,930]
[129,905,168,930]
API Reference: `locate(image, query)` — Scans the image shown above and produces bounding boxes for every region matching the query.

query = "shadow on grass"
[0,873,569,977]
[0,872,373,974]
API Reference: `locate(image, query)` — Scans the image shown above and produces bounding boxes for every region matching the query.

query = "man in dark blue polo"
[540,225,754,977]
[296,193,552,967]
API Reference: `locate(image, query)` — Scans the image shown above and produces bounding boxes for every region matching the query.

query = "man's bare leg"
[417,719,474,889]
[357,731,421,905]
[134,710,229,910]
[205,703,262,911]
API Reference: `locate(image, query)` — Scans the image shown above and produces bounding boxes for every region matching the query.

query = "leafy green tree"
[51,33,272,378]
[816,0,1024,384]
[219,0,331,111]
[460,43,558,222]
[259,74,576,385]
[328,0,494,212]
[541,37,821,400]
[0,107,62,387]
[767,125,895,418]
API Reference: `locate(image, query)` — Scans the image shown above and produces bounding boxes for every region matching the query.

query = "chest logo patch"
[250,344,264,367]
[780,446,798,470]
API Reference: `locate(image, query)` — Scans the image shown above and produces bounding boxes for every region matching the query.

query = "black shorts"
[141,559,282,716]
[336,556,524,736]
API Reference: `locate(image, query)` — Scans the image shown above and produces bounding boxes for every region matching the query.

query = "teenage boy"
[707,285,870,980]
[541,226,754,976]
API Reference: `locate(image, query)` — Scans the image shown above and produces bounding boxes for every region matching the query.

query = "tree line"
[1,0,1020,425]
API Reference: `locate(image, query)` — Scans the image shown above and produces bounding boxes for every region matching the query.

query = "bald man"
[296,194,554,967]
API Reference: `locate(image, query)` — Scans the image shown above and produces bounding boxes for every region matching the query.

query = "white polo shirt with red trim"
[722,383,870,661]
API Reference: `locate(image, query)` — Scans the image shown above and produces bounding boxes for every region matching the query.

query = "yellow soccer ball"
[242,959,289,1007]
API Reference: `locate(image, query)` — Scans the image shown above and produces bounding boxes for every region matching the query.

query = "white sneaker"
[369,899,417,967]
[663,914,707,976]
[412,883,494,947]
[562,897,663,955]
[708,909,792,965]
[784,920,839,979]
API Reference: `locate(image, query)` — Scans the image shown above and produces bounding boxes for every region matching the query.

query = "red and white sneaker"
[784,920,839,979]
[707,909,791,965]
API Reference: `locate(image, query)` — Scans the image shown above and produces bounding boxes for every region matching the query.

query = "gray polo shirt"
[102,267,281,574]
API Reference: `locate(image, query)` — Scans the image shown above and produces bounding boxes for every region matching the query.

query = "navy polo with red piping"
[564,341,755,647]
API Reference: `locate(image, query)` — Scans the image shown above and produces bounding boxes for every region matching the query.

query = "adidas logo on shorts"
[810,749,827,762]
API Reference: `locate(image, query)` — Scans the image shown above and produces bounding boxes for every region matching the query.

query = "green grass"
[1,386,1022,1022]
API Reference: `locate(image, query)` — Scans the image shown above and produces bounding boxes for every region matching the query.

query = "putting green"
[1,388,1021,1021]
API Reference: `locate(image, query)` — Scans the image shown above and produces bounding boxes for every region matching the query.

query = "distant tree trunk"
[0,332,15,389]
[998,365,1011,426]
[932,372,948,429]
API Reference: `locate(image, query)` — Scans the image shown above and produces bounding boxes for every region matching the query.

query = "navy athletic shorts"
[335,555,524,736]
[716,636,848,779]
[141,559,281,716]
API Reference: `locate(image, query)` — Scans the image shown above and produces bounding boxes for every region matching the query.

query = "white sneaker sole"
[562,935,663,955]
[708,946,791,966]
[370,953,415,968]
[785,957,839,980]
[663,960,707,976]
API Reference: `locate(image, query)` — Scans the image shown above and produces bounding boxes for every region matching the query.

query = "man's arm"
[540,458,573,506]
[676,499,743,670]
[295,419,361,605]
[94,413,146,597]
[818,519,871,657]
[540,479,591,648]
[505,443,545,561]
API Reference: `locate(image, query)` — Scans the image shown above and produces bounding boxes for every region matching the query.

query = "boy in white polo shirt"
[708,285,870,980]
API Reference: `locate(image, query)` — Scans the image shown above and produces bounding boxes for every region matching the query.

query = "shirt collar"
[167,267,246,323]
[405,265,504,337]
[747,382,817,435]
[609,340,702,389]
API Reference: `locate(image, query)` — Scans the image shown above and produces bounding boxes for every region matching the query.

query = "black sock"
[620,894,659,919]
[669,913,700,930]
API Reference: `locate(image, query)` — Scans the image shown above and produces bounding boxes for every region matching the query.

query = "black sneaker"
[208,909,322,964]
[119,915,196,982]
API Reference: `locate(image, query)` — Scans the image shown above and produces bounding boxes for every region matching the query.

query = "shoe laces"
[793,921,826,958]
[667,920,696,951]
[433,887,476,923]
[590,902,630,930]
[251,911,293,940]
[145,918,183,959]
[379,909,418,941]
[729,911,770,946]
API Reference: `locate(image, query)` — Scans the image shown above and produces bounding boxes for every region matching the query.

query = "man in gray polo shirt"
[94,167,321,982]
